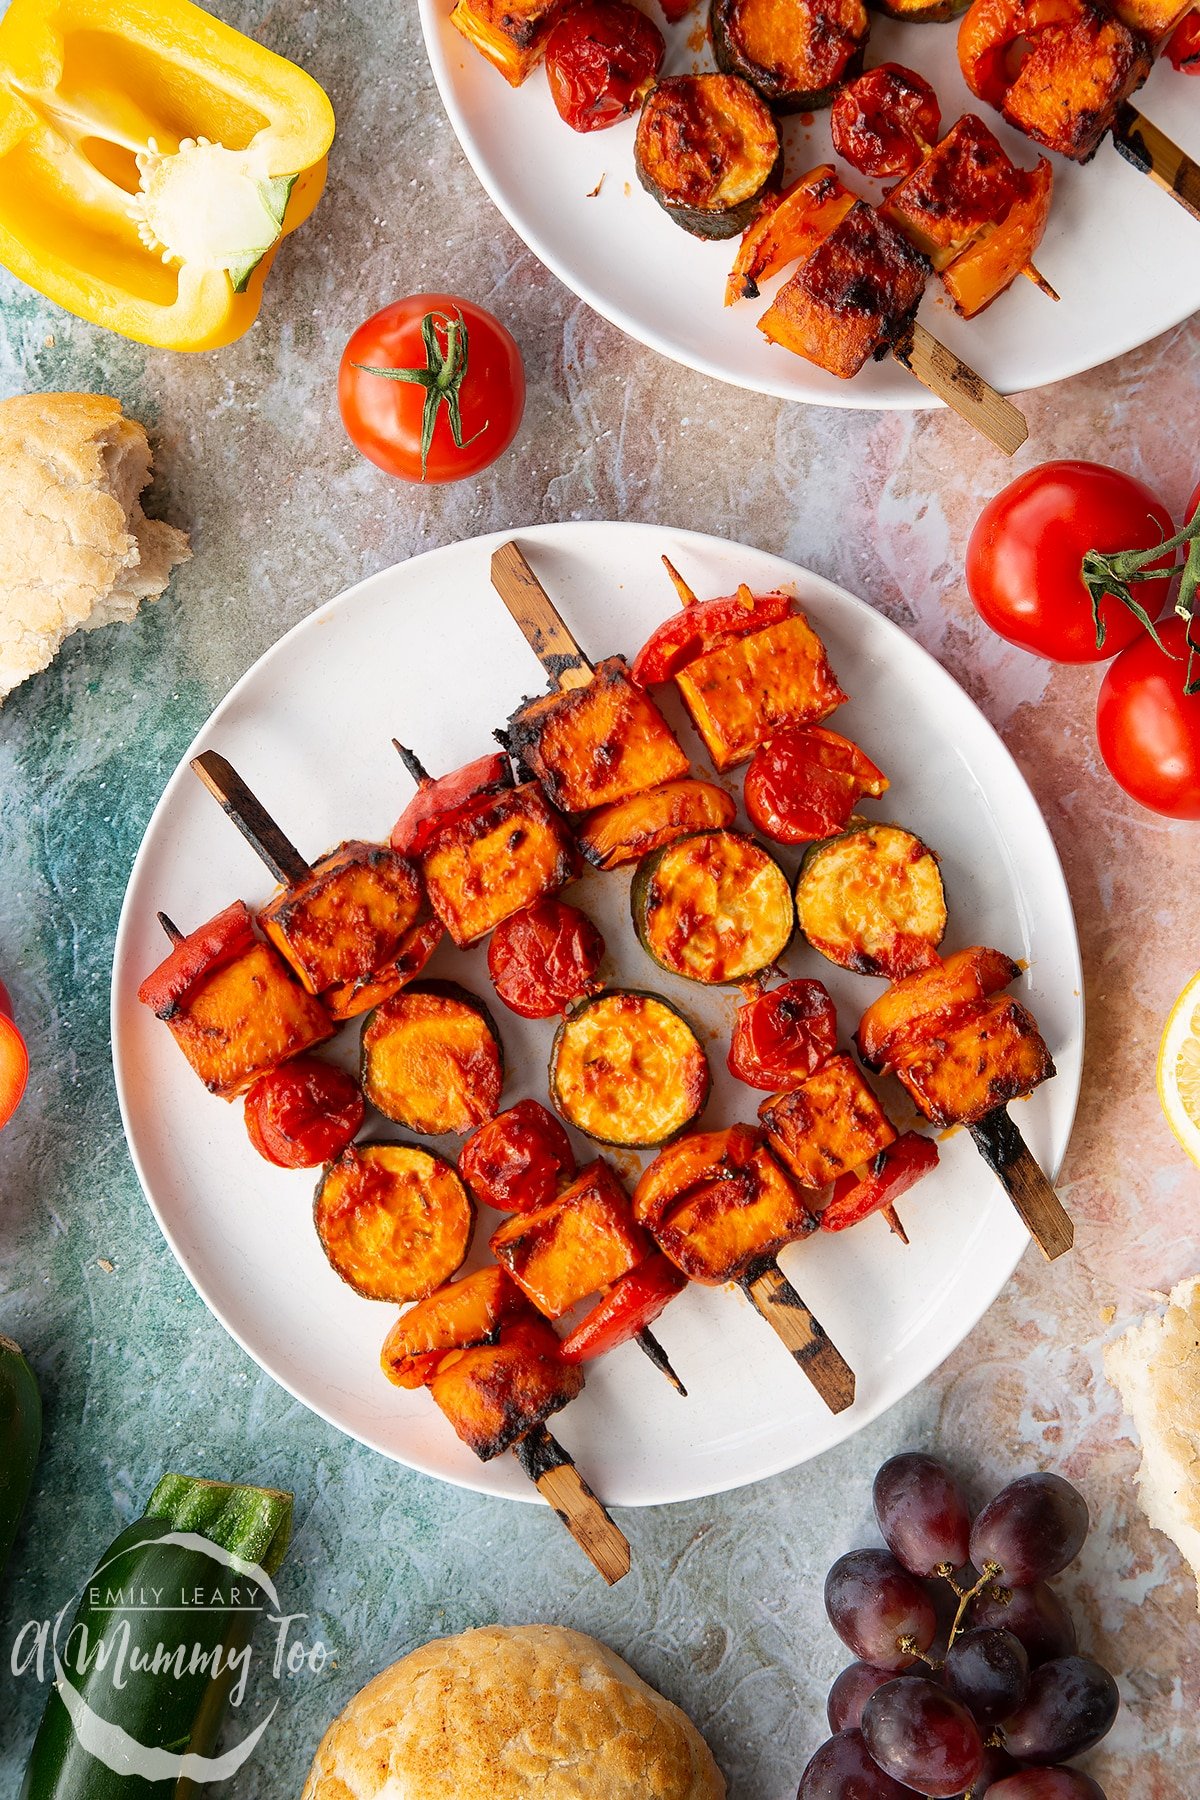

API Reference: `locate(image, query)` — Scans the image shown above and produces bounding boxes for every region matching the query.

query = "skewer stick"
[1111,104,1200,224]
[490,542,595,690]
[158,911,184,945]
[1021,263,1060,302]
[893,323,1028,456]
[968,1107,1073,1262]
[739,1257,856,1414]
[661,556,699,609]
[392,739,431,787]
[635,1326,687,1396]
[190,750,311,887]
[514,1424,631,1584]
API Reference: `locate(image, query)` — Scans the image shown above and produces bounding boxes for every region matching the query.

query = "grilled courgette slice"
[635,73,781,240]
[315,1142,475,1302]
[795,819,946,978]
[361,982,504,1136]
[711,0,869,112]
[631,829,793,984]
[550,989,710,1147]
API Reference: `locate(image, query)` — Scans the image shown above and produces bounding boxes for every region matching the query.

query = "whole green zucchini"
[22,1472,292,1800]
[0,1333,41,1580]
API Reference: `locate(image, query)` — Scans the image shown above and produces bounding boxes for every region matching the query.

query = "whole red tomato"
[966,461,1175,662]
[545,0,665,132]
[1096,616,1200,820]
[339,295,525,483]
[244,1058,364,1168]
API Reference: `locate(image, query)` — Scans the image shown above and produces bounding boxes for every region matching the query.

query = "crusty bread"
[0,391,189,704]
[1104,1275,1200,1608]
[301,1624,726,1800]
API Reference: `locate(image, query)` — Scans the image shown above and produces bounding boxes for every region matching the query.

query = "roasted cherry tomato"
[545,0,665,132]
[244,1057,364,1169]
[136,901,256,1017]
[831,64,941,179]
[339,295,525,484]
[487,900,605,1020]
[727,978,838,1090]
[559,1254,686,1362]
[0,982,28,1130]
[1167,8,1200,70]
[390,750,512,855]
[822,1131,940,1232]
[966,462,1176,662]
[631,588,792,686]
[1096,616,1200,820]
[744,726,889,844]
[459,1099,576,1213]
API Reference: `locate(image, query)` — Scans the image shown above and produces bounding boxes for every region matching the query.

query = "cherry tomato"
[559,1255,686,1362]
[822,1132,940,1232]
[1096,616,1200,820]
[744,726,889,844]
[339,295,525,484]
[0,1011,28,1130]
[244,1058,364,1169]
[831,65,941,179]
[545,0,665,132]
[1167,8,1200,70]
[487,900,605,1020]
[459,1099,576,1213]
[966,461,1176,662]
[390,751,511,855]
[632,589,792,686]
[728,979,838,1090]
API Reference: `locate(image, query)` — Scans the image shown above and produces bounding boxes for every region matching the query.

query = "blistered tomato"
[744,727,888,844]
[728,979,838,1090]
[831,64,941,179]
[487,900,605,1019]
[544,0,665,132]
[244,1058,364,1168]
[459,1100,576,1213]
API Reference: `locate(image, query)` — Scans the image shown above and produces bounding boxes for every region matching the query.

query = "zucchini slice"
[711,0,869,113]
[315,1142,475,1303]
[419,782,576,948]
[578,779,737,871]
[550,989,710,1147]
[635,74,781,241]
[506,657,689,815]
[361,982,504,1136]
[631,829,793,984]
[673,611,847,772]
[869,0,968,18]
[795,819,946,978]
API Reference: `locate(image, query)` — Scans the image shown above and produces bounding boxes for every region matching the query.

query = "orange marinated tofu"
[490,1160,648,1318]
[258,840,423,996]
[654,1145,814,1285]
[673,613,847,771]
[880,116,1018,272]
[419,783,576,948]
[1001,4,1152,161]
[429,1317,584,1460]
[894,995,1055,1126]
[507,657,690,814]
[448,0,569,84]
[760,1053,896,1186]
[164,941,332,1098]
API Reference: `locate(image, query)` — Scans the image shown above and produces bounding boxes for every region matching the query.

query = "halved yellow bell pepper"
[0,0,335,350]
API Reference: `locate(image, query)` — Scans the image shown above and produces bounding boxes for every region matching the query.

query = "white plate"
[418,2,1200,407]
[112,522,1082,1507]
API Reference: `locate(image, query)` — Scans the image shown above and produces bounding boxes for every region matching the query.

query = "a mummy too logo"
[12,1530,331,1782]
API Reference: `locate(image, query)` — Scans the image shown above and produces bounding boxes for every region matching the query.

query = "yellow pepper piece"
[0,0,335,351]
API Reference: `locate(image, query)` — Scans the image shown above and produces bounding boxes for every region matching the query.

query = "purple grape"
[970,1746,1020,1794]
[987,1772,1107,1800]
[829,1663,914,1733]
[969,1475,1089,1586]
[796,1728,922,1797]
[825,1550,938,1671]
[942,1627,1029,1725]
[1000,1657,1118,1762]
[873,1453,972,1576]
[968,1582,1078,1666]
[861,1678,984,1798]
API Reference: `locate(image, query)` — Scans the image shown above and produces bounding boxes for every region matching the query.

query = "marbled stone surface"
[1,2,1198,1794]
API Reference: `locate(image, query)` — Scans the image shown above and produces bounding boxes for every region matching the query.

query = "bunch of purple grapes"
[797,1454,1118,1799]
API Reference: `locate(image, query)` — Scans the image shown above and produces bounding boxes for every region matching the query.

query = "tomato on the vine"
[1096,616,1200,820]
[966,461,1175,662]
[339,295,525,483]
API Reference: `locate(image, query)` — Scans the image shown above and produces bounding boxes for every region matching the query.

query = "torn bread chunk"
[0,391,189,703]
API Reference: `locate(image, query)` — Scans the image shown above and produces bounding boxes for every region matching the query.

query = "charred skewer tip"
[661,555,698,610]
[514,1424,631,1585]
[635,1326,688,1397]
[157,910,184,945]
[391,739,431,787]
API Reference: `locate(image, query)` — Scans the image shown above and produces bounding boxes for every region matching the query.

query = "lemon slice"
[1157,973,1200,1167]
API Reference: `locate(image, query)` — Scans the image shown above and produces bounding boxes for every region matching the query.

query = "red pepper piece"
[459,1099,576,1213]
[559,1254,687,1362]
[136,901,257,1017]
[821,1131,940,1231]
[1168,8,1200,70]
[487,899,605,1020]
[727,979,838,1090]
[244,1056,365,1169]
[745,726,889,845]
[631,589,793,687]
[390,750,511,856]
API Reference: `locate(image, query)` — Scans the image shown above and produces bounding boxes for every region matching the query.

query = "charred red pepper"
[487,899,605,1019]
[831,64,941,179]
[244,1056,364,1168]
[136,901,257,1017]
[390,749,511,856]
[559,1254,686,1362]
[459,1098,576,1213]
[744,725,888,844]
[727,979,839,1090]
[545,0,665,132]
[821,1131,940,1231]
[631,588,793,686]
[1168,8,1200,69]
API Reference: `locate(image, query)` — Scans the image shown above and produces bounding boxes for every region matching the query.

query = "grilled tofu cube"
[164,942,333,1097]
[759,202,930,381]
[490,1160,648,1318]
[1108,0,1188,38]
[673,614,847,772]
[760,1053,896,1187]
[428,1316,584,1460]
[880,116,1020,273]
[419,783,576,947]
[655,1146,815,1285]
[448,0,570,85]
[258,840,423,997]
[893,995,1055,1126]
[1001,1,1152,161]
[507,657,690,814]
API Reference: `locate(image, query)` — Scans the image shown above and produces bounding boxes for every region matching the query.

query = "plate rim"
[111,520,1084,1507]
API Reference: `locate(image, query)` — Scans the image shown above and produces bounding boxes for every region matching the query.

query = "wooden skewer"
[1021,263,1060,302]
[740,1257,856,1414]
[190,750,311,887]
[1111,104,1200,224]
[491,541,595,691]
[893,323,1028,456]
[158,911,184,945]
[514,1424,631,1584]
[968,1107,1073,1262]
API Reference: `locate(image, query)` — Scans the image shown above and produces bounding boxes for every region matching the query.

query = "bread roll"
[0,391,189,704]
[301,1623,725,1800]
[1104,1274,1200,1608]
